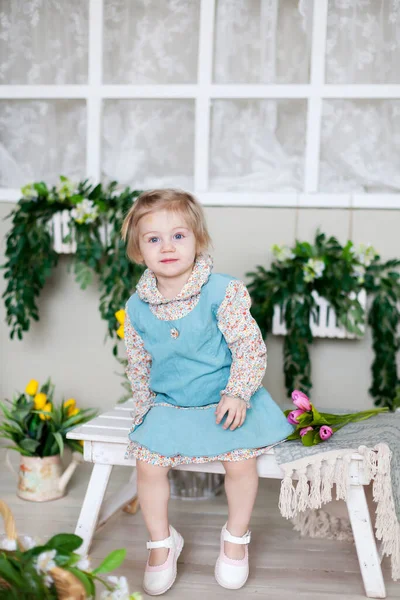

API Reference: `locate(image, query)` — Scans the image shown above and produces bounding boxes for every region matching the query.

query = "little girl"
[121,189,293,595]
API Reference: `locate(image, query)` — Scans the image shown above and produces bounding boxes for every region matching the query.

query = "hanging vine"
[2,177,144,400]
[247,232,400,411]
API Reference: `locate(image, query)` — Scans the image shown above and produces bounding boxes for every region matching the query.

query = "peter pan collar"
[136,253,213,305]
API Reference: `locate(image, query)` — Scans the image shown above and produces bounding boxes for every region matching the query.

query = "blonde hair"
[121,188,212,263]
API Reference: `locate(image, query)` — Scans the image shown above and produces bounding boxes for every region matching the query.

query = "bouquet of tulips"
[0,378,98,457]
[285,390,389,446]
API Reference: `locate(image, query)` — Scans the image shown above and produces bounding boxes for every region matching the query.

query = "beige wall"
[1,202,399,416]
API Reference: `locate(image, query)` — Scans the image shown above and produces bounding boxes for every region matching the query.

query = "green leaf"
[19,438,40,453]
[301,430,315,446]
[310,406,330,426]
[285,429,301,441]
[296,412,313,427]
[52,431,64,456]
[92,549,126,574]
[312,430,324,445]
[67,567,94,595]
[0,557,26,587]
[46,533,83,553]
[74,261,93,290]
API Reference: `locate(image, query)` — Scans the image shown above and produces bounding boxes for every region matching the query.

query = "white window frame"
[0,0,399,208]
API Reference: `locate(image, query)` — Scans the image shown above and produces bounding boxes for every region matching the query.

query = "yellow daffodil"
[68,407,80,417]
[39,402,52,421]
[25,379,39,396]
[79,440,84,447]
[115,309,126,325]
[116,324,124,339]
[33,393,47,410]
[63,398,76,411]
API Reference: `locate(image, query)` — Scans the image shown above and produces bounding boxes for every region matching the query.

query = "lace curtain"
[1,0,400,193]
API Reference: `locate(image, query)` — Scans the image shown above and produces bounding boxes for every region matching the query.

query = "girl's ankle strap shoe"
[215,523,251,590]
[143,525,184,596]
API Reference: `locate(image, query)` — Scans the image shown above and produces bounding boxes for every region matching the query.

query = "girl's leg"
[136,459,171,566]
[221,458,259,560]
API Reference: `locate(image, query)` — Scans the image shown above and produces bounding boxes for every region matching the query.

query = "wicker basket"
[0,500,87,599]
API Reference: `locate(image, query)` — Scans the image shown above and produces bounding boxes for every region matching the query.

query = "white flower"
[21,183,37,199]
[76,555,92,571]
[0,537,17,551]
[57,177,76,201]
[303,258,325,283]
[100,575,132,600]
[352,264,366,284]
[353,243,377,267]
[0,534,38,551]
[20,535,39,550]
[271,244,295,263]
[70,199,99,225]
[43,574,54,588]
[34,549,57,587]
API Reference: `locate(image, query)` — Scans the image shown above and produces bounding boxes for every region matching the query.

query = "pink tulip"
[291,390,312,412]
[319,425,333,441]
[287,409,305,425]
[300,426,313,437]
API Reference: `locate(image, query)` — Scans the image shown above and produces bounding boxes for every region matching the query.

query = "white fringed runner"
[274,412,400,581]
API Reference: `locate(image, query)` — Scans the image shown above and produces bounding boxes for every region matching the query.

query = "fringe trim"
[291,508,354,542]
[278,443,400,581]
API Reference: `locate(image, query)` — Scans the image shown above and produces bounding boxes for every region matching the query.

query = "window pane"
[0,100,86,188]
[103,0,200,84]
[326,0,400,84]
[0,0,88,84]
[209,99,306,191]
[102,99,194,189]
[319,100,400,193]
[213,0,312,84]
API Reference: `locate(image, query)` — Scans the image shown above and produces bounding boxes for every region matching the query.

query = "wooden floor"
[1,450,400,599]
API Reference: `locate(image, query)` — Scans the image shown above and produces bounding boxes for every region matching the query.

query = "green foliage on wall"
[2,177,144,351]
[247,233,400,411]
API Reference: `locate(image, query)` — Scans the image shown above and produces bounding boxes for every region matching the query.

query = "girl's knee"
[223,458,258,478]
[136,459,170,480]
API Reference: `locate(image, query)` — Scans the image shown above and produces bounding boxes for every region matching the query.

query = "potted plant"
[0,499,141,599]
[0,378,98,501]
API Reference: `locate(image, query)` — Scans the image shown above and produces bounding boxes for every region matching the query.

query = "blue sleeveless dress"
[126,273,293,458]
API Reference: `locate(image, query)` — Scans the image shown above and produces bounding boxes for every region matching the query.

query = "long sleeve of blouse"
[216,280,267,408]
[124,305,156,427]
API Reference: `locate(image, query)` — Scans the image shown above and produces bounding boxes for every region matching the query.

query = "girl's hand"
[215,395,247,431]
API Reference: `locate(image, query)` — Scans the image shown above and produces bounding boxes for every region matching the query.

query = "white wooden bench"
[66,400,387,599]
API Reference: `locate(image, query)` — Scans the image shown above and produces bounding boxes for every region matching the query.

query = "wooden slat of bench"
[113,401,134,411]
[79,416,131,430]
[67,425,129,443]
[96,410,132,420]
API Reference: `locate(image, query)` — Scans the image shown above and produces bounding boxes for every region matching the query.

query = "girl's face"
[137,209,197,278]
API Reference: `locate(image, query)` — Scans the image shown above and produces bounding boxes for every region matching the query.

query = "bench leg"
[99,467,138,524]
[75,463,113,556]
[346,484,386,599]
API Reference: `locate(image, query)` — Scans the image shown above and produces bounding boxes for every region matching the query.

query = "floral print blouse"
[124,253,270,465]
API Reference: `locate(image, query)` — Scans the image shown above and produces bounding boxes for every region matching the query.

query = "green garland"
[246,232,400,411]
[2,177,144,400]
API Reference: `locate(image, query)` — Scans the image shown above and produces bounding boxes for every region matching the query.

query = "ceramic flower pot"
[5,451,83,502]
[17,455,65,502]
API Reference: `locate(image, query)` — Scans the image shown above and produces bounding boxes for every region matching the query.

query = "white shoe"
[215,523,251,590]
[143,526,184,596]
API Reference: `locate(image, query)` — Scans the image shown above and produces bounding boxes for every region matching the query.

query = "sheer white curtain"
[320,0,400,192]
[0,0,400,194]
